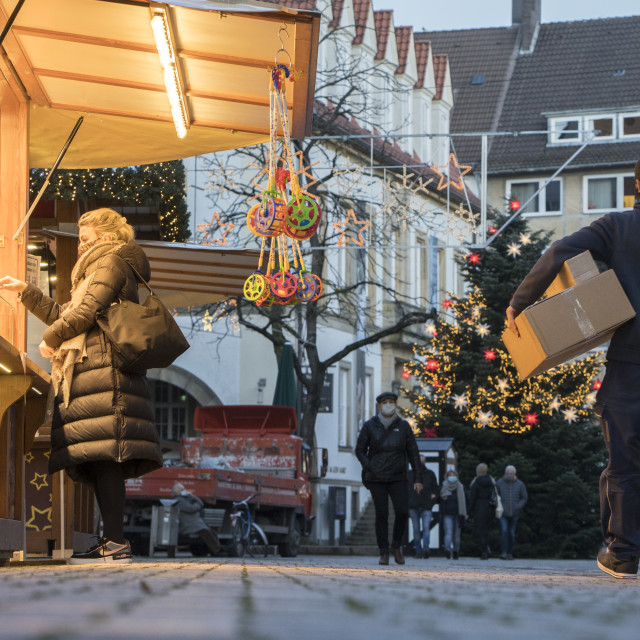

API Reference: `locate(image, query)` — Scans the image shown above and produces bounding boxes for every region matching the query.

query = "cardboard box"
[502,258,635,380]
[543,251,599,298]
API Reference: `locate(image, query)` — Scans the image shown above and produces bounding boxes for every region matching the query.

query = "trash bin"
[149,500,179,556]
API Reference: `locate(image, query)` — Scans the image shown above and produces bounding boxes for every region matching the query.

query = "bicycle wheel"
[230,509,249,558]
[246,522,269,558]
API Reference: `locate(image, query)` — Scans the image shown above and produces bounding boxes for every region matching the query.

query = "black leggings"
[80,461,126,544]
[369,479,409,552]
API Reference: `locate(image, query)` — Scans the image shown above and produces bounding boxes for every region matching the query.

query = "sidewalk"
[1,555,637,640]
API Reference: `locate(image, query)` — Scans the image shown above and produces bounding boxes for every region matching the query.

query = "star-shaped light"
[401,369,411,380]
[333,209,370,247]
[483,349,497,361]
[432,153,472,191]
[507,243,521,258]
[452,393,468,411]
[519,233,532,245]
[477,410,492,426]
[585,392,597,407]
[425,320,438,336]
[423,428,437,438]
[426,359,439,372]
[496,378,510,393]
[549,396,562,412]
[442,299,453,309]
[592,379,602,390]
[471,305,482,318]
[525,412,539,426]
[562,407,578,424]
[476,323,490,337]
[488,226,498,234]
[202,309,214,332]
[197,212,235,246]
[467,252,481,265]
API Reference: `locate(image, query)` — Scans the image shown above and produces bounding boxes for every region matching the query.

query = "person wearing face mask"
[496,465,528,560]
[0,208,163,564]
[440,469,468,559]
[356,392,423,566]
[171,483,222,556]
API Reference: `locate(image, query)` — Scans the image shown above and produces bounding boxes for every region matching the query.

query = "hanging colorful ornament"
[524,412,539,426]
[562,407,578,424]
[483,349,497,361]
[467,252,481,265]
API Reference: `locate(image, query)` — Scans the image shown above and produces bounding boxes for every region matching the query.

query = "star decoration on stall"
[483,349,497,361]
[507,243,521,258]
[30,473,48,491]
[562,407,578,423]
[425,320,438,336]
[25,506,52,532]
[467,252,481,265]
[476,323,490,337]
[496,378,510,393]
[519,233,532,245]
[452,393,468,411]
[548,396,562,412]
[201,309,214,332]
[476,410,492,426]
[524,412,539,426]
[432,153,472,191]
[333,209,370,247]
[197,212,235,246]
[25,452,34,463]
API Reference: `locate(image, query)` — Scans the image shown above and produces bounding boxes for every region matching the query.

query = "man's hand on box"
[506,306,520,337]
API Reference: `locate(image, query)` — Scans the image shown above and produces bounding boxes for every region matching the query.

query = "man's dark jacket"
[408,465,438,510]
[510,200,640,365]
[355,414,423,484]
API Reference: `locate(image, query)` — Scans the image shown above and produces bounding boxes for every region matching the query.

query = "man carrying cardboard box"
[506,160,640,580]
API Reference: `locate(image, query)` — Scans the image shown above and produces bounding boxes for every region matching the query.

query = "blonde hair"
[78,208,135,243]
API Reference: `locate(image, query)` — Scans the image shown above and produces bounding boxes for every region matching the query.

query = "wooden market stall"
[0,0,319,563]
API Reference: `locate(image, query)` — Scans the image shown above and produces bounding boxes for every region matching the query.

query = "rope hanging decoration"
[243,27,323,307]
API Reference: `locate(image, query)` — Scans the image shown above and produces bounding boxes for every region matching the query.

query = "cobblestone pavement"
[1,555,639,640]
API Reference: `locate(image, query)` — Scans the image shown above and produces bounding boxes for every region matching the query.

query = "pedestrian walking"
[496,465,528,560]
[506,160,640,578]
[440,469,468,559]
[356,391,423,566]
[1,208,163,564]
[172,483,222,556]
[469,463,497,559]
[408,455,438,558]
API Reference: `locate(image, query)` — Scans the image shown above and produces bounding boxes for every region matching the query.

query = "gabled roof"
[373,10,392,60]
[414,40,431,89]
[329,0,345,27]
[432,54,449,101]
[352,0,371,45]
[395,26,412,75]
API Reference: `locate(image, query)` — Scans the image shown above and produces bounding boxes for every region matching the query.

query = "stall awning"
[40,230,259,308]
[0,0,319,168]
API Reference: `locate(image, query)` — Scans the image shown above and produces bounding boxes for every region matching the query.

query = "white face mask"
[381,402,396,416]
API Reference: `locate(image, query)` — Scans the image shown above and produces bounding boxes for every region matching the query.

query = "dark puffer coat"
[355,414,423,484]
[21,240,162,485]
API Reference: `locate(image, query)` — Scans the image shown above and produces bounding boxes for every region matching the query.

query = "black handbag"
[96,262,190,373]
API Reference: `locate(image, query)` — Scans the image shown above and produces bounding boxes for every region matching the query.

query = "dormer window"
[550,118,580,143]
[548,111,640,145]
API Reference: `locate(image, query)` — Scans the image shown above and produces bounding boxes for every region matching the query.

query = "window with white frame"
[549,111,640,145]
[506,178,562,216]
[587,115,616,141]
[620,113,640,139]
[583,173,636,213]
[549,117,580,144]
[338,365,352,448]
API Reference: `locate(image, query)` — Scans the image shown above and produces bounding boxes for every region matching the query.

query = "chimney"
[513,0,541,54]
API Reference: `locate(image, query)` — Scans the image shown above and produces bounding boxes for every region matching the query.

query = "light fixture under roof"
[150,3,190,139]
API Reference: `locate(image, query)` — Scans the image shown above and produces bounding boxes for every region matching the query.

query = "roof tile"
[395,26,412,74]
[373,10,392,59]
[432,54,448,100]
[352,0,371,45]
[414,40,430,88]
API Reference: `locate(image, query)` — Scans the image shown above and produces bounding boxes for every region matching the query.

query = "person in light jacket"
[1,208,163,565]
[496,465,528,560]
[172,483,221,555]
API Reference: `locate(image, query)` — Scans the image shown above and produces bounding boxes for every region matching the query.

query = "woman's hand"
[0,276,28,294]
[38,340,55,359]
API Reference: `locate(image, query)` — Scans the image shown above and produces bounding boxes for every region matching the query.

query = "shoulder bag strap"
[114,255,154,296]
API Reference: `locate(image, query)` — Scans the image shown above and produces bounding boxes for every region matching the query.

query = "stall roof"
[40,230,259,308]
[416,437,455,453]
[0,0,319,168]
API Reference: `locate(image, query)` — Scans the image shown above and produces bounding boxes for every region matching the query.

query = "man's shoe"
[445,550,451,559]
[422,549,430,559]
[506,554,514,560]
[68,537,132,565]
[392,547,405,565]
[379,552,389,566]
[481,552,489,560]
[597,548,638,579]
[452,551,459,560]
[499,553,508,560]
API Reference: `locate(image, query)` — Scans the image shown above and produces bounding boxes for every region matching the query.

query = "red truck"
[124,405,327,557]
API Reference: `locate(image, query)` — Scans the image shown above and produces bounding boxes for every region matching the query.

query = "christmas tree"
[404,212,607,558]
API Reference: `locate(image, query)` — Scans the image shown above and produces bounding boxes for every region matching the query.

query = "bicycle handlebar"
[232,493,258,508]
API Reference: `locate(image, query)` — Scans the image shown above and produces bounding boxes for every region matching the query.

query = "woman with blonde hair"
[0,208,162,564]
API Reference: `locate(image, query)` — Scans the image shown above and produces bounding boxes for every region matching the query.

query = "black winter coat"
[408,465,438,510]
[21,240,163,485]
[469,474,495,530]
[355,414,423,485]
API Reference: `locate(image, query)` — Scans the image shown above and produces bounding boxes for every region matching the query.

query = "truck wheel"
[278,518,301,557]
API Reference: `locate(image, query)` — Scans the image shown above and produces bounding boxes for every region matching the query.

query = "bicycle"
[229,493,269,558]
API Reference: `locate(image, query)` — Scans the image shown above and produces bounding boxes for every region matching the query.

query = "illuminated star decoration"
[425,320,438,336]
[426,359,439,372]
[333,209,370,247]
[201,309,214,332]
[452,393,468,411]
[401,369,411,380]
[476,323,490,337]
[592,379,602,390]
[442,299,453,309]
[585,392,597,407]
[507,243,521,258]
[446,206,479,242]
[477,410,492,426]
[483,349,497,361]
[197,212,235,246]
[519,233,532,245]
[432,153,472,191]
[496,378,510,393]
[488,226,498,234]
[30,473,48,491]
[525,412,539,426]
[293,149,320,195]
[382,165,433,229]
[467,252,481,265]
[562,407,578,423]
[549,396,562,412]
